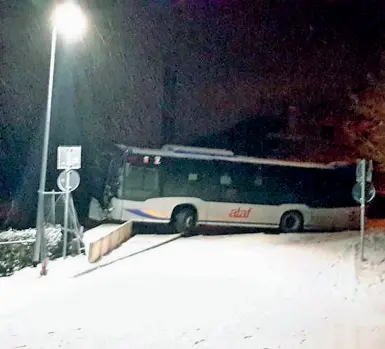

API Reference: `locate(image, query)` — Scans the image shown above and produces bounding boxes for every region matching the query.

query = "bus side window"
[190,159,220,200]
[257,166,284,205]
[163,159,202,197]
[186,172,203,197]
[220,174,238,202]
[230,164,265,204]
[217,164,259,204]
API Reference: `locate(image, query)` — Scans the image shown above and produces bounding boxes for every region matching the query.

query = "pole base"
[40,258,48,276]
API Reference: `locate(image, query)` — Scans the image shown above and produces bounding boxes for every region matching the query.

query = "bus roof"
[115,144,353,170]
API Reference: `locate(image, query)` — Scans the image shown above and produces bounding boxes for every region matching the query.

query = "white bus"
[88,144,360,234]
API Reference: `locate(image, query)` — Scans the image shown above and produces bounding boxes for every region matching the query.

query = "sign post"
[57,146,81,259]
[359,159,366,261]
[352,159,375,262]
[63,170,70,259]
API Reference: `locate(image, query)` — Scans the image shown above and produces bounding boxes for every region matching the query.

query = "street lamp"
[53,2,87,41]
[33,2,87,267]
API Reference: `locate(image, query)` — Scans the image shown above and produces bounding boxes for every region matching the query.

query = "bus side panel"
[306,207,360,231]
[205,202,308,228]
[337,207,360,230]
[117,197,207,223]
[205,201,266,226]
[306,208,337,230]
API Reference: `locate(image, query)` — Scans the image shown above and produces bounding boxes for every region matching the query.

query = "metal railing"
[0,239,36,245]
[0,191,84,253]
[44,190,84,242]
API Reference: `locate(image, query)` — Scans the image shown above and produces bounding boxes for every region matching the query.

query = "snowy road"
[1,232,385,349]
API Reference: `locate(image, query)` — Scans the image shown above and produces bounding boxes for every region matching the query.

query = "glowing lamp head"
[53,3,87,41]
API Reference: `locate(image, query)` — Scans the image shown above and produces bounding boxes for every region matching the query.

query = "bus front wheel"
[174,208,197,235]
[280,211,303,233]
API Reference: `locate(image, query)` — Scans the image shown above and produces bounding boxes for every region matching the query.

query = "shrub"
[0,225,62,277]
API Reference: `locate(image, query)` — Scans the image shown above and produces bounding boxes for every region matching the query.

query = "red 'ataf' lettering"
[229,208,252,219]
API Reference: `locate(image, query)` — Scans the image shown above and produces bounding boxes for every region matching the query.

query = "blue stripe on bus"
[125,209,166,220]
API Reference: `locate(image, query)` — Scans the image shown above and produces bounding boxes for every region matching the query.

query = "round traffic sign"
[352,182,376,204]
[57,170,80,192]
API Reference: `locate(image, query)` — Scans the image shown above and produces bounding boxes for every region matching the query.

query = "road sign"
[366,160,373,182]
[356,159,365,182]
[352,181,376,204]
[356,159,373,182]
[57,170,80,192]
[57,146,81,170]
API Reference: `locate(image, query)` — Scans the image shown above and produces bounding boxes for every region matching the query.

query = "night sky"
[2,1,385,141]
[1,0,385,225]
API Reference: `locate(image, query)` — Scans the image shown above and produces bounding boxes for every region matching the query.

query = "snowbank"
[355,233,385,287]
[0,225,62,277]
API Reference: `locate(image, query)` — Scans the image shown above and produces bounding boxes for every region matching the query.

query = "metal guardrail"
[0,239,35,246]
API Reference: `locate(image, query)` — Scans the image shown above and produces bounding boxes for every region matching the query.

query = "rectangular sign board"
[356,159,374,182]
[366,160,373,182]
[356,159,365,182]
[57,146,82,170]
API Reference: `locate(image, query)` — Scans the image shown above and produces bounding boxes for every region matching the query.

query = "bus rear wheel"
[280,211,303,233]
[174,208,197,236]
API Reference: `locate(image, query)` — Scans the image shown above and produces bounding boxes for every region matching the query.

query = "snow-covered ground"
[1,231,385,348]
[355,233,385,287]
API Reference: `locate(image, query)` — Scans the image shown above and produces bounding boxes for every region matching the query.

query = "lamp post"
[33,2,87,267]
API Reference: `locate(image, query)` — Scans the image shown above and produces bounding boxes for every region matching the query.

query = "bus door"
[119,161,162,221]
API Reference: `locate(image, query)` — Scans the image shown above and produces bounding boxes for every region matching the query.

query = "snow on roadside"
[0,225,65,314]
[0,232,183,315]
[2,228,385,313]
[0,225,61,247]
[0,225,62,276]
[355,233,385,287]
[2,231,182,282]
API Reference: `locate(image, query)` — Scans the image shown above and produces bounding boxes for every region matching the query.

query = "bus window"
[261,165,304,205]
[162,158,220,200]
[122,164,160,201]
[214,163,265,204]
[323,168,357,207]
[162,159,189,196]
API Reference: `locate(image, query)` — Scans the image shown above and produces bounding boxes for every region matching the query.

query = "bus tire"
[280,211,303,233]
[174,208,197,236]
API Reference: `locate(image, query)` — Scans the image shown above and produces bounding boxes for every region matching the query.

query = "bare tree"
[348,81,385,168]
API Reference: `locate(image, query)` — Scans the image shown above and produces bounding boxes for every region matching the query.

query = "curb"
[73,234,182,278]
